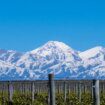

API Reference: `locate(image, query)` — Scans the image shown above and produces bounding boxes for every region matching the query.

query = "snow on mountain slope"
[0,60,24,80]
[78,46,105,79]
[0,41,105,80]
[79,46,105,66]
[16,41,82,79]
[79,46,105,60]
[0,49,23,63]
[30,41,81,63]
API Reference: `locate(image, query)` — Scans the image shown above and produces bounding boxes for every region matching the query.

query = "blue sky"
[0,0,105,52]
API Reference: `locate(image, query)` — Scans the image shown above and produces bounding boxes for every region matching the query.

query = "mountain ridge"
[0,41,105,80]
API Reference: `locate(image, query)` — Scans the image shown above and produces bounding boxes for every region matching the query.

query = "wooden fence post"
[78,81,82,103]
[92,80,100,105]
[2,83,5,105]
[48,74,55,105]
[31,82,35,105]
[64,81,67,103]
[8,81,13,105]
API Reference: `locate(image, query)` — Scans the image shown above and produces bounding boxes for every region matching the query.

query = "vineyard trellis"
[0,74,104,105]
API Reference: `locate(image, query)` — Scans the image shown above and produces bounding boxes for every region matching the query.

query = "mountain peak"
[79,46,105,59]
[31,41,75,54]
[91,46,104,51]
[44,41,72,50]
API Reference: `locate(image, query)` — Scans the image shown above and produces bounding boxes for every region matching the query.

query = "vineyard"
[0,79,105,105]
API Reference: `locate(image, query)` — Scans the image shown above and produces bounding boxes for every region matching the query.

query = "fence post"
[8,81,13,105]
[31,82,35,105]
[2,83,5,105]
[48,74,55,105]
[92,80,100,105]
[64,81,67,103]
[78,81,82,103]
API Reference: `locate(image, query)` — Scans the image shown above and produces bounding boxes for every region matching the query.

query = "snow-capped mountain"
[79,46,105,79]
[0,41,105,80]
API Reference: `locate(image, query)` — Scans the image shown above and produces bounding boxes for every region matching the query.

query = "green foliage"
[33,93,48,105]
[66,92,79,105]
[56,93,65,105]
[81,92,92,105]
[0,93,8,105]
[13,93,32,105]
[100,91,105,105]
[0,91,105,105]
